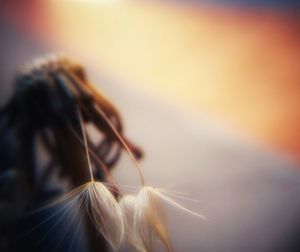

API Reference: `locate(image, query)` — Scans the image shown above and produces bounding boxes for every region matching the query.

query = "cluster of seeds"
[20,54,205,252]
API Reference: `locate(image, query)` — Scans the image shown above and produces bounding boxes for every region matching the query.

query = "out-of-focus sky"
[1,0,300,161]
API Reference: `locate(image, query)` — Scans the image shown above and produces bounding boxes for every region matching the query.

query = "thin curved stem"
[66,118,117,187]
[93,104,145,186]
[64,70,145,186]
[77,107,94,182]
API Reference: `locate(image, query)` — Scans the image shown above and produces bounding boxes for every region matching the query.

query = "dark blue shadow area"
[12,205,88,252]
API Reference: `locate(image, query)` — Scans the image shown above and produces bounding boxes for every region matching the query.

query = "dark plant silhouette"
[0,54,143,252]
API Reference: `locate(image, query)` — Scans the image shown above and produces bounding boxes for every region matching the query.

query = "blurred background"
[0,0,300,251]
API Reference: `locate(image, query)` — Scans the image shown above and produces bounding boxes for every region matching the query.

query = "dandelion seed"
[81,181,124,250]
[120,195,146,252]
[133,186,207,252]
[21,181,124,251]
[134,187,171,252]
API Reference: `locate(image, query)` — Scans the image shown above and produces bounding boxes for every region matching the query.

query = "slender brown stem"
[93,105,145,186]
[66,118,117,187]
[77,107,94,182]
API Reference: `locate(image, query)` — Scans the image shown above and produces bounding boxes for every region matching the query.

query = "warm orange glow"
[2,0,300,159]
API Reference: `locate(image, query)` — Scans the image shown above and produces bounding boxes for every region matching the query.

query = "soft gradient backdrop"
[1,1,300,251]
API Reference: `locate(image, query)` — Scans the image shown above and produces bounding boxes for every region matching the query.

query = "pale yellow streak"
[65,0,120,4]
[47,0,300,158]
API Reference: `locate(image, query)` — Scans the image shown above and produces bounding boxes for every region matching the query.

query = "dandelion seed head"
[134,187,171,252]
[81,181,124,250]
